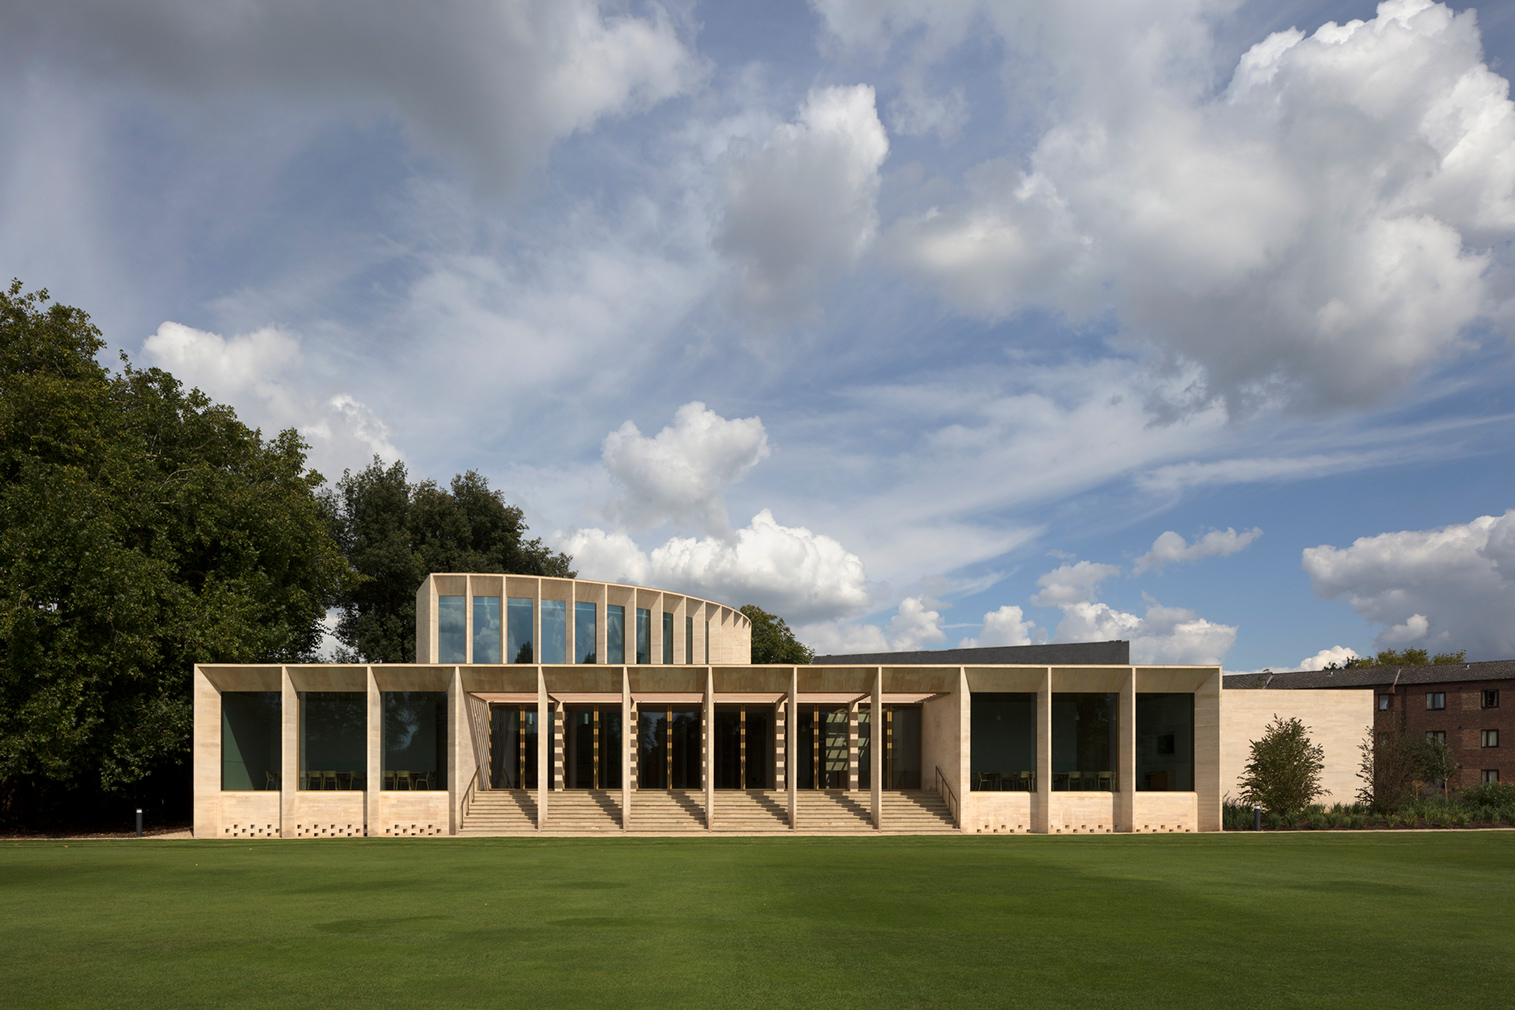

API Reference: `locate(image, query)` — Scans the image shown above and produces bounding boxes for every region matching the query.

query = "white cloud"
[559,509,871,624]
[602,401,769,535]
[7,0,700,192]
[1133,527,1262,573]
[142,320,400,475]
[717,84,889,317]
[1030,560,1120,607]
[959,604,1037,648]
[1052,600,1235,664]
[1293,645,1362,671]
[874,0,1515,411]
[1302,509,1515,658]
[799,595,945,655]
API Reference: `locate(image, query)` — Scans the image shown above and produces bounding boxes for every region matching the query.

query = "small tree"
[1356,728,1420,812]
[1240,716,1325,817]
[1419,735,1459,795]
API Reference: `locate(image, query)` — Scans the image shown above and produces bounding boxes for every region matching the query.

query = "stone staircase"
[710,790,790,832]
[627,789,707,831]
[794,790,874,832]
[880,789,957,833]
[543,789,623,831]
[459,789,538,835]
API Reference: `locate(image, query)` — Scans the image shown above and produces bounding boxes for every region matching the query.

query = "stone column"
[787,667,798,829]
[704,667,715,828]
[622,667,632,830]
[366,666,381,837]
[280,666,297,838]
[1036,667,1052,834]
[536,667,548,829]
[871,667,883,829]
[1119,668,1136,832]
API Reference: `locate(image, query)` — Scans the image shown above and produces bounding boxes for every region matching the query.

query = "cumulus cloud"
[1293,645,1362,671]
[1030,560,1121,607]
[958,604,1037,648]
[1133,527,1262,573]
[1052,600,1236,665]
[602,401,769,535]
[1302,509,1515,658]
[6,0,700,192]
[717,84,889,317]
[142,320,400,474]
[560,509,870,624]
[799,596,946,655]
[873,0,1515,411]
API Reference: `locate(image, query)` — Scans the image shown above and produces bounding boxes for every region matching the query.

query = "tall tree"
[0,282,347,811]
[328,459,574,662]
[740,604,814,665]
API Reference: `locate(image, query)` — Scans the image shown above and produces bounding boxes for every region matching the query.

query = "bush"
[1241,716,1325,817]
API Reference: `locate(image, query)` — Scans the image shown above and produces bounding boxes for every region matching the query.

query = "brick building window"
[1426,692,1445,710]
[1482,690,1499,709]
[1426,730,1446,745]
[1482,729,1500,748]
[1378,694,1392,711]
[1483,770,1500,784]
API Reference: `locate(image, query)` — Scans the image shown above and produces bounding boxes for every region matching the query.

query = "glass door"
[565,704,622,789]
[714,705,775,789]
[489,705,544,789]
[637,705,701,789]
[797,706,849,789]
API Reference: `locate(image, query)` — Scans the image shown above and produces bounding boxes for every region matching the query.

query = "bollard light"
[1253,804,1261,832]
[136,809,143,838]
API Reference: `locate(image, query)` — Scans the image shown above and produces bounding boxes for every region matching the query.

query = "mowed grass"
[3,833,1513,1009]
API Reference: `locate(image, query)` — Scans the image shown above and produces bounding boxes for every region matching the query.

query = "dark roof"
[1224,660,1515,690]
[812,640,1130,667]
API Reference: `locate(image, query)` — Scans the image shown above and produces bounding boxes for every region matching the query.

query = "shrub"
[1357,728,1421,812]
[1241,716,1326,817]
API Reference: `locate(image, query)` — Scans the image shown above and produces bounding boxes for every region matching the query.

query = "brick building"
[1225,661,1513,787]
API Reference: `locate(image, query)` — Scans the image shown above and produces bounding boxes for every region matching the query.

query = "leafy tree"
[1419,734,1459,795]
[1239,716,1325,816]
[1356,728,1421,812]
[1340,647,1465,669]
[328,459,574,662]
[740,604,814,664]
[0,281,347,814]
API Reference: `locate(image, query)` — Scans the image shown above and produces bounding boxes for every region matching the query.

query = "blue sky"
[3,0,1514,670]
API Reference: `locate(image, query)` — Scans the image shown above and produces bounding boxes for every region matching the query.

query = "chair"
[265,770,281,791]
[1067,770,1082,791]
[414,771,433,791]
[1016,771,1033,792]
[1097,771,1112,792]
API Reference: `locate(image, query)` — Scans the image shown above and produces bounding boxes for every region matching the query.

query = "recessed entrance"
[797,706,849,789]
[637,705,701,788]
[859,704,923,789]
[565,704,622,789]
[714,704,775,789]
[489,704,547,789]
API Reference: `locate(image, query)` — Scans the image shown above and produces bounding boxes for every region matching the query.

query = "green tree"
[0,281,347,810]
[1356,727,1421,812]
[328,459,574,662]
[740,604,814,664]
[1239,716,1325,817]
[1341,647,1465,669]
[1419,734,1459,795]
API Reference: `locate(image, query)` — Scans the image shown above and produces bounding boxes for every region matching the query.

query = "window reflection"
[438,596,466,663]
[473,596,501,663]
[381,691,447,790]
[635,608,651,664]
[662,612,674,664]
[1052,692,1117,791]
[540,600,566,664]
[607,605,626,664]
[489,705,544,789]
[507,597,533,663]
[575,602,597,663]
[222,692,281,791]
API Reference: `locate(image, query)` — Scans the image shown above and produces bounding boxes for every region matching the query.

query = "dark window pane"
[438,596,466,663]
[1136,693,1194,791]
[222,692,281,791]
[607,605,626,664]
[1051,693,1117,791]
[473,596,501,663]
[662,613,674,664]
[540,600,566,664]
[575,602,597,664]
[382,691,447,790]
[299,692,366,790]
[971,693,1036,791]
[686,616,694,664]
[889,705,922,789]
[507,598,533,663]
[490,706,543,789]
[636,608,651,664]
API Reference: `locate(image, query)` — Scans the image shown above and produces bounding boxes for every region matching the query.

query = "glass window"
[507,597,534,663]
[888,705,922,789]
[797,706,849,789]
[473,596,501,664]
[438,596,466,663]
[299,692,365,790]
[1426,692,1446,710]
[489,706,544,789]
[540,600,567,664]
[575,602,597,663]
[1482,690,1499,709]
[636,608,651,664]
[637,705,701,788]
[1052,693,1117,791]
[1426,730,1446,744]
[686,616,694,665]
[222,692,281,791]
[1136,693,1194,791]
[607,605,626,664]
[1482,729,1500,748]
[663,612,674,664]
[382,691,447,790]
[1483,769,1500,784]
[971,693,1036,791]
[1378,694,1391,711]
[565,705,621,789]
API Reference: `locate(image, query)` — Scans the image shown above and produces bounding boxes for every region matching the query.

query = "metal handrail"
[935,766,959,828]
[462,767,479,819]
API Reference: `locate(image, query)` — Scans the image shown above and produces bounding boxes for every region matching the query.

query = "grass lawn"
[2,832,1512,1009]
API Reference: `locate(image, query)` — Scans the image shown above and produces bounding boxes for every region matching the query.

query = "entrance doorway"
[713,705,775,789]
[489,705,548,789]
[797,706,849,789]
[564,704,622,789]
[859,705,923,789]
[637,705,701,788]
